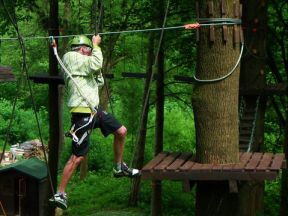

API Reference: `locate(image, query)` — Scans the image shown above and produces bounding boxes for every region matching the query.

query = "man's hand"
[92,35,101,46]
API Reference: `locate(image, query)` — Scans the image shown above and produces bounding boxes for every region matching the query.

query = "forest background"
[0,0,287,215]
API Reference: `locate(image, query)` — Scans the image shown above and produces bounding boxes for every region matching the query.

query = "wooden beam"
[121,72,157,79]
[174,75,194,83]
[0,66,12,73]
[29,73,114,85]
[0,66,15,82]
[29,75,64,85]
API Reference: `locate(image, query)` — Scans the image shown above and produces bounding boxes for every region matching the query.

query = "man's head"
[70,35,93,56]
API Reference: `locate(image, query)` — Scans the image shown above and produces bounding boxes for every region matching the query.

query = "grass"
[62,171,196,216]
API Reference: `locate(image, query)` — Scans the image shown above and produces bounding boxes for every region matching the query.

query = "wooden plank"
[245,153,263,171]
[154,153,181,171]
[166,153,192,171]
[142,152,169,171]
[0,66,12,73]
[0,66,15,82]
[222,152,244,171]
[198,163,214,171]
[233,152,253,171]
[141,169,277,181]
[270,153,285,171]
[256,153,273,171]
[179,155,196,171]
[189,162,204,171]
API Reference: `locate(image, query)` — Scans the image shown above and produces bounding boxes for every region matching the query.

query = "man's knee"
[70,155,84,166]
[115,126,127,139]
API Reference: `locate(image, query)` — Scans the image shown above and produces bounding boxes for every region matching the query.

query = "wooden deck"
[0,66,15,82]
[142,152,286,181]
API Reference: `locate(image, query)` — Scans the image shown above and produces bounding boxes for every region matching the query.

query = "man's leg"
[112,125,140,178]
[49,154,84,209]
[113,126,127,164]
[59,155,84,193]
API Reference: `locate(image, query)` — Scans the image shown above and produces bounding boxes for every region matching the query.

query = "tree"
[237,0,268,215]
[192,1,241,215]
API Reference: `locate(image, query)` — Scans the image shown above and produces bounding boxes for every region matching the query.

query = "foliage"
[0,97,49,146]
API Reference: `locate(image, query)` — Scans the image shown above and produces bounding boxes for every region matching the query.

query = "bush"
[0,98,49,147]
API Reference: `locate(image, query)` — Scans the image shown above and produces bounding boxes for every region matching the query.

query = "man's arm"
[89,35,103,72]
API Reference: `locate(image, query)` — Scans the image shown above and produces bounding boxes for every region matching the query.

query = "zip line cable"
[0,0,56,197]
[0,18,241,41]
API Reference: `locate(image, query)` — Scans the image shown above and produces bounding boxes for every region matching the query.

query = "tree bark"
[193,0,240,165]
[193,1,241,215]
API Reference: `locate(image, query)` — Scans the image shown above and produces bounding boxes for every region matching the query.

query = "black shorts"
[70,108,122,156]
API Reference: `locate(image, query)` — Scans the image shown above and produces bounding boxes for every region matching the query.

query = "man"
[50,35,140,210]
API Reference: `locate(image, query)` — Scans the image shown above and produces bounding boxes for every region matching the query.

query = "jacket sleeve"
[89,46,103,73]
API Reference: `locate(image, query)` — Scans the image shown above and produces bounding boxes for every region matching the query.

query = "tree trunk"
[151,1,165,215]
[48,0,60,215]
[151,51,164,216]
[193,1,241,215]
[238,0,268,215]
[129,34,155,206]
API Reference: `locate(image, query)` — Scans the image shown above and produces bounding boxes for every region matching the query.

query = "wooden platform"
[0,66,15,82]
[142,152,286,181]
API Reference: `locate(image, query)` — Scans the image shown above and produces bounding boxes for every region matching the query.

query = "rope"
[1,0,56,196]
[0,20,241,41]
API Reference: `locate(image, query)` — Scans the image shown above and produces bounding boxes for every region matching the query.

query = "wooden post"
[151,0,165,215]
[47,0,61,215]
